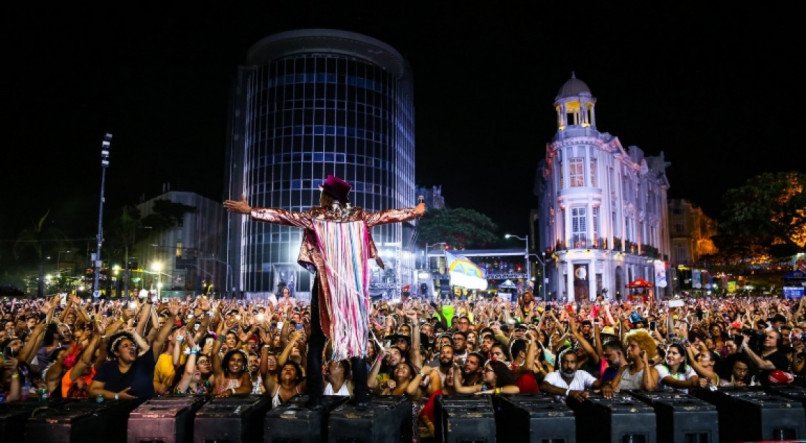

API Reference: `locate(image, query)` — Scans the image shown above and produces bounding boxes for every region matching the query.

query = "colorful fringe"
[312,219,371,360]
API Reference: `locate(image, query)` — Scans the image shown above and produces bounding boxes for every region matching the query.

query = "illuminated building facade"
[535,74,672,301]
[133,189,225,295]
[669,199,718,266]
[225,29,416,298]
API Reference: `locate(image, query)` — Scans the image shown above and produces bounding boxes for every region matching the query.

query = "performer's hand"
[223,194,252,214]
[414,202,426,217]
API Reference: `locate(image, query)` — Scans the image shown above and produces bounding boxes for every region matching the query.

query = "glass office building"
[225,29,416,297]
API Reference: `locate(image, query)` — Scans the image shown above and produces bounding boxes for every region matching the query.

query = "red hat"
[320,175,351,203]
[768,370,794,385]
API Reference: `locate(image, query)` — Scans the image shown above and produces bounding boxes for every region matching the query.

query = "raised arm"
[364,204,424,227]
[224,195,311,228]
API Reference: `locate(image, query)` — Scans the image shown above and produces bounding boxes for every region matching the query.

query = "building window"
[590,158,598,187]
[569,158,584,187]
[675,223,684,234]
[558,160,564,188]
[592,207,600,245]
[176,242,183,258]
[572,207,587,247]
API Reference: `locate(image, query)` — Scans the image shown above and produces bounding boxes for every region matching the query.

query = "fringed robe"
[250,206,418,359]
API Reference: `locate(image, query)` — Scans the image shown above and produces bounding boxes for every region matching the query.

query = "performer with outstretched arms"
[224,175,425,408]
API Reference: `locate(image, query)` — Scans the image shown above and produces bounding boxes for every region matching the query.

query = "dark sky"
[3,2,804,241]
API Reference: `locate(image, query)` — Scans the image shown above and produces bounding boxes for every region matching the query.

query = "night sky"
[3,3,803,242]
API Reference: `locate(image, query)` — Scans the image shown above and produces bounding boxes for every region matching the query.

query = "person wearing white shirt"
[540,349,610,401]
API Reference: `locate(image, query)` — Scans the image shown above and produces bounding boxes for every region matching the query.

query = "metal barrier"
[263,395,349,443]
[127,396,208,443]
[193,396,271,443]
[570,393,656,443]
[493,394,575,443]
[694,388,805,441]
[629,390,718,443]
[327,395,412,443]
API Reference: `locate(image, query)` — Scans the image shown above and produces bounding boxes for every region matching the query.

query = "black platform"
[629,390,718,443]
[436,395,497,443]
[493,394,575,443]
[694,388,806,441]
[25,400,134,443]
[327,395,412,443]
[264,395,349,443]
[193,395,271,443]
[127,396,208,443]
[570,393,657,443]
[0,399,43,442]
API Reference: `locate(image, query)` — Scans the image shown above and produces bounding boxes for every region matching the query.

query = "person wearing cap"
[224,176,425,408]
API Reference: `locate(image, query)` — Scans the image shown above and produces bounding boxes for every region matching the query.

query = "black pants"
[308,276,369,404]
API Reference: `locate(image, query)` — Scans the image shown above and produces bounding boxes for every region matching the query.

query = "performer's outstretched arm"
[224,194,312,229]
[364,203,425,227]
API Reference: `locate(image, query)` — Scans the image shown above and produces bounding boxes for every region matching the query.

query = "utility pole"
[92,133,112,299]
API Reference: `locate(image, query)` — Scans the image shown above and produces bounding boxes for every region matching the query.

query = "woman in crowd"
[269,361,305,407]
[324,359,353,396]
[378,360,419,397]
[685,342,720,388]
[89,300,176,402]
[719,354,759,387]
[656,343,703,392]
[212,348,253,397]
[453,359,520,395]
[173,348,214,395]
[610,329,659,392]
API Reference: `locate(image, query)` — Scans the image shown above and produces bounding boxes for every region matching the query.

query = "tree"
[140,199,196,232]
[415,207,500,249]
[14,211,68,297]
[715,172,806,263]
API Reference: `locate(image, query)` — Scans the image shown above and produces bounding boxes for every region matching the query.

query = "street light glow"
[151,261,162,272]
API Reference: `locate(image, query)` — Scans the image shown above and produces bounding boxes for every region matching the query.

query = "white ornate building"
[535,74,672,302]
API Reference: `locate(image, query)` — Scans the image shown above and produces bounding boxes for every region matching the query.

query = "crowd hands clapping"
[1,290,805,433]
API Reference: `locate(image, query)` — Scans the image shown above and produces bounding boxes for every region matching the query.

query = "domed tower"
[554,72,597,134]
[538,73,671,303]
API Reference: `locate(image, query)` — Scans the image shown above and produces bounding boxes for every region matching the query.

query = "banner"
[654,260,668,288]
[445,251,488,290]
[692,269,702,289]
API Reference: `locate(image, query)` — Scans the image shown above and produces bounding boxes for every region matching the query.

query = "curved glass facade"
[225,30,415,296]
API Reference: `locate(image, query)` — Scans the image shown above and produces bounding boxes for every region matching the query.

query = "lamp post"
[505,233,531,285]
[199,255,234,296]
[425,242,447,272]
[92,133,112,299]
[151,261,162,299]
[540,251,547,300]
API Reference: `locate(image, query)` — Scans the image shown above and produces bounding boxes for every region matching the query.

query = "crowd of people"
[1,289,804,438]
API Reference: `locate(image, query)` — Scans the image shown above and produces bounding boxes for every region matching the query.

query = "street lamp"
[539,251,547,300]
[505,233,531,284]
[92,133,112,299]
[151,261,162,298]
[425,242,448,272]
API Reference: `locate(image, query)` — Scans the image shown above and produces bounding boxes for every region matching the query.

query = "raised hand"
[223,195,252,214]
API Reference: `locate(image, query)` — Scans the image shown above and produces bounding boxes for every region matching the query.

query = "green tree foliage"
[14,211,68,297]
[415,208,499,249]
[141,199,196,233]
[716,171,806,262]
[106,205,142,262]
